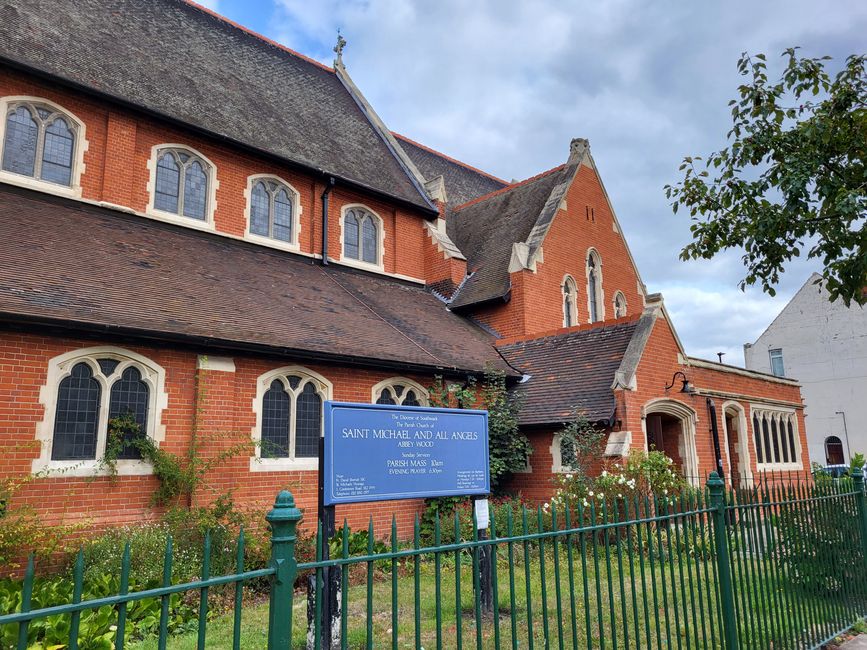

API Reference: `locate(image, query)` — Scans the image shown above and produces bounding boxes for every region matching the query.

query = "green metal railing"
[3,472,867,649]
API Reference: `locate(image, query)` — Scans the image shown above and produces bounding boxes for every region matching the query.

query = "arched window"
[613,291,627,318]
[248,177,299,244]
[550,433,577,473]
[151,146,214,221]
[343,206,381,266]
[1,99,81,188]
[825,436,845,465]
[35,348,167,473]
[372,378,429,407]
[751,407,801,470]
[586,250,604,323]
[253,367,331,469]
[562,276,578,327]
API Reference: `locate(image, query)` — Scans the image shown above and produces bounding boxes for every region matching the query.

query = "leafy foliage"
[102,412,250,507]
[0,572,198,648]
[428,370,530,490]
[666,48,867,305]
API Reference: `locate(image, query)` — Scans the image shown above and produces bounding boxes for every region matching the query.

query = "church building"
[0,0,809,537]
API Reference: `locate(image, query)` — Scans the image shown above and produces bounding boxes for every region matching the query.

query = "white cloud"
[269,0,866,355]
[195,0,220,11]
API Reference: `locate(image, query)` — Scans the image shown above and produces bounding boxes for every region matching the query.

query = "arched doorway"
[721,402,753,487]
[825,436,845,465]
[642,399,700,485]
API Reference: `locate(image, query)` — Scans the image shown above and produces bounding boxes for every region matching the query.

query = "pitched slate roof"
[0,0,431,211]
[0,184,511,374]
[497,319,640,426]
[447,163,576,310]
[393,133,508,206]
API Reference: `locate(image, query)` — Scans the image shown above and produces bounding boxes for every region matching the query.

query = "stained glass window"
[295,383,321,458]
[344,208,379,265]
[362,216,377,263]
[1,102,77,186]
[261,380,290,458]
[155,154,180,213]
[344,211,360,260]
[152,148,210,220]
[183,161,207,220]
[249,179,295,243]
[2,106,38,177]
[258,372,327,461]
[373,380,428,407]
[41,118,74,186]
[52,363,101,460]
[108,367,150,459]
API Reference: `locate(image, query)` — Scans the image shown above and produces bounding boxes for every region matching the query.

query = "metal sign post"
[309,401,491,648]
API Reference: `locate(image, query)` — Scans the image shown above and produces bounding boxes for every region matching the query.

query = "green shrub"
[0,572,197,648]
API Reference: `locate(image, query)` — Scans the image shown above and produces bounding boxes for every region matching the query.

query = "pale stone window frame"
[250,365,333,472]
[0,96,88,199]
[371,377,430,406]
[243,174,303,252]
[749,404,802,471]
[613,291,627,318]
[32,347,168,477]
[585,248,605,323]
[339,203,385,272]
[145,143,218,230]
[562,274,578,327]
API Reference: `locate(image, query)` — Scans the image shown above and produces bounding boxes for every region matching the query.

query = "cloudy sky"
[203,0,866,364]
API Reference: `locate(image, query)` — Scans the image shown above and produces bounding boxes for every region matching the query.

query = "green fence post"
[852,467,867,570]
[266,490,303,650]
[708,471,739,650]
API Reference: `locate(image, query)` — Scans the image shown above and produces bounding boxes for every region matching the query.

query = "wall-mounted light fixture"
[664,370,695,395]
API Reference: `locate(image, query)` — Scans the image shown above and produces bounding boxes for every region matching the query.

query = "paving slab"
[839,635,867,649]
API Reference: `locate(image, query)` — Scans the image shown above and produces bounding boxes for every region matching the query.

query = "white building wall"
[744,273,867,466]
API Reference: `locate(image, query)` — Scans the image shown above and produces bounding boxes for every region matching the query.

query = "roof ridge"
[391,132,510,186]
[495,315,640,347]
[453,164,568,212]
[181,0,333,73]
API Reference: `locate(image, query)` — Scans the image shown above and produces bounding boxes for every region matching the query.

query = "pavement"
[839,636,867,649]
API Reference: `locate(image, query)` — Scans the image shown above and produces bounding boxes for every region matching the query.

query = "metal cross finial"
[334,29,347,66]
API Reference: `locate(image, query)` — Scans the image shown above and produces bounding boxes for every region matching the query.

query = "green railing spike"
[197,532,211,650]
[233,527,245,650]
[366,517,374,650]
[413,514,421,650]
[341,518,349,650]
[16,553,34,650]
[116,541,131,650]
[454,506,463,649]
[391,515,398,650]
[434,509,443,650]
[69,549,84,650]
[158,535,173,650]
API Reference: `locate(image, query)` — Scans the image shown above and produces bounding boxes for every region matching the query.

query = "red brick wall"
[466,164,645,338]
[0,68,430,282]
[0,330,437,550]
[620,313,810,484]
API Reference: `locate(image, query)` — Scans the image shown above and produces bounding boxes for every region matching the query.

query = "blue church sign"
[323,401,490,505]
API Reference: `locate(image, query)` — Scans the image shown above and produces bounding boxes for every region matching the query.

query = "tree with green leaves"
[666,48,866,305]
